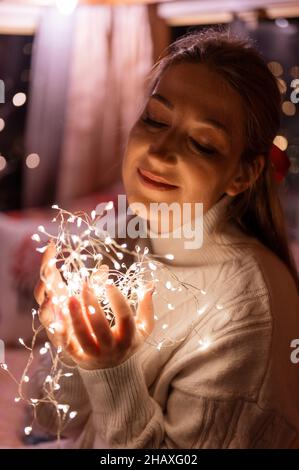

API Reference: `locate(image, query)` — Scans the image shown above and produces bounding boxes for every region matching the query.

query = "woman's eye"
[141,114,167,128]
[140,114,216,155]
[189,138,216,156]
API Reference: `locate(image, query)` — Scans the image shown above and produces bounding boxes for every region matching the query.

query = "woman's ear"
[225,154,265,196]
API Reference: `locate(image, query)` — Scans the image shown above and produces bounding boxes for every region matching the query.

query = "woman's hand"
[63,281,155,370]
[34,242,155,370]
[34,241,77,365]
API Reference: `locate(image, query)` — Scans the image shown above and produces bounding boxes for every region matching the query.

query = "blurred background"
[0,1,298,225]
[0,0,298,448]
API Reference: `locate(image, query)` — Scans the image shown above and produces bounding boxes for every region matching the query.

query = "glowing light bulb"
[88,305,96,315]
[197,304,208,316]
[105,201,114,211]
[24,426,32,435]
[36,246,48,254]
[149,262,157,271]
[31,234,41,242]
[198,338,211,351]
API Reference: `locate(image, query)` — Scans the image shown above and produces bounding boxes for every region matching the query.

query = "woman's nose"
[148,132,179,164]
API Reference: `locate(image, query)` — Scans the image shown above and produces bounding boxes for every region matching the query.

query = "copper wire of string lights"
[0,202,212,444]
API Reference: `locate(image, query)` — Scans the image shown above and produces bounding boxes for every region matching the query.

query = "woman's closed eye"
[141,114,167,128]
[141,113,217,157]
[189,137,216,156]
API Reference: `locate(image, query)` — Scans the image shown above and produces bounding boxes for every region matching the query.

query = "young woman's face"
[122,62,247,224]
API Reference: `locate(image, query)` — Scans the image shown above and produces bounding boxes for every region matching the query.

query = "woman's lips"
[137,168,179,191]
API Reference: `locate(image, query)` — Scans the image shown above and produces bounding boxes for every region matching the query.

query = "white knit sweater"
[32,195,299,448]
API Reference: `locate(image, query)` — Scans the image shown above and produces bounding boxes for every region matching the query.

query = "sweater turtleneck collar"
[142,194,235,267]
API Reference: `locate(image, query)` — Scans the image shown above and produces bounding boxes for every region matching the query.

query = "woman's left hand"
[59,281,155,370]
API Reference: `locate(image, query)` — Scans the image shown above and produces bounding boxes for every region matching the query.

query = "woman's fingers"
[38,294,66,347]
[34,241,56,305]
[36,257,155,366]
[34,265,65,306]
[68,296,100,356]
[38,294,55,329]
[82,284,114,349]
[135,285,155,337]
[105,283,136,350]
[40,240,56,280]
[39,294,85,360]
[34,279,46,306]
[34,241,67,305]
[42,240,56,266]
[62,337,87,363]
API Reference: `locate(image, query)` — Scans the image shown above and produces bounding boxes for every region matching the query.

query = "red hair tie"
[269,143,290,183]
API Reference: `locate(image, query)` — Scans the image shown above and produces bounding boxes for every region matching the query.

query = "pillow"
[0,214,50,345]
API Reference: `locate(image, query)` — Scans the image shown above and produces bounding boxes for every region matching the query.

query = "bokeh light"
[26,153,40,169]
[0,118,5,132]
[273,135,288,151]
[282,101,296,116]
[0,155,7,172]
[268,61,283,77]
[275,18,289,29]
[12,92,27,107]
[277,78,287,94]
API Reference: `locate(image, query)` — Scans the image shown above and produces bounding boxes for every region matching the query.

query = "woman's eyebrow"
[150,93,230,138]
[202,117,230,137]
[150,93,174,109]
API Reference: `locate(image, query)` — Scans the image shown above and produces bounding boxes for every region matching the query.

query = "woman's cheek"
[122,140,139,175]
[183,164,220,201]
[129,122,148,142]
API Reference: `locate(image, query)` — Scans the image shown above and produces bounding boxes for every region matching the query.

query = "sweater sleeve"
[78,319,297,449]
[78,352,164,448]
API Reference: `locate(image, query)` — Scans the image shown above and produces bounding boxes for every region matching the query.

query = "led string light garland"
[0,201,214,445]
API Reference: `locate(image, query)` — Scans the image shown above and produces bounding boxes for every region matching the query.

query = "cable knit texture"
[32,195,299,448]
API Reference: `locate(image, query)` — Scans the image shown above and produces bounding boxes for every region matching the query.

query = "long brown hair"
[145,27,299,292]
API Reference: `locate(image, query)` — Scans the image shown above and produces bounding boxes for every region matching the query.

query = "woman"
[33,28,299,449]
